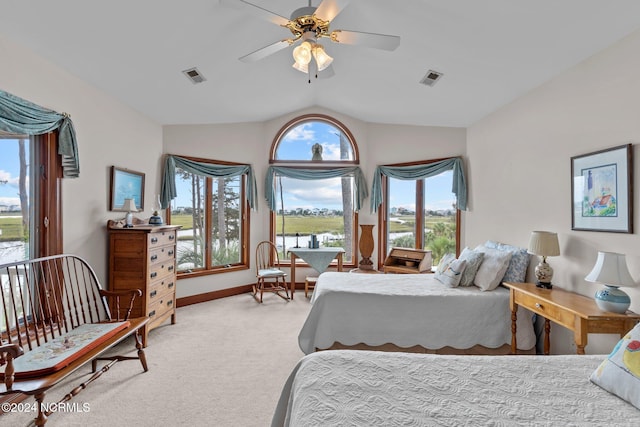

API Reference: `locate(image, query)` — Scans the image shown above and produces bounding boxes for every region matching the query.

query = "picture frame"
[110,166,145,211]
[571,144,633,233]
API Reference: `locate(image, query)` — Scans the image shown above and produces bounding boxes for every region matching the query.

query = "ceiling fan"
[222,0,400,80]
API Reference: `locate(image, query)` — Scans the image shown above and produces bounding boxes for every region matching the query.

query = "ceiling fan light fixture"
[293,41,312,65]
[312,44,333,71]
[292,61,309,73]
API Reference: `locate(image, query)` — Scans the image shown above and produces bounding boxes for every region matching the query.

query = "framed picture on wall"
[110,166,145,211]
[571,144,633,233]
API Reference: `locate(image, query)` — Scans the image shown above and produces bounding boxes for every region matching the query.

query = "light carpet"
[9,292,311,427]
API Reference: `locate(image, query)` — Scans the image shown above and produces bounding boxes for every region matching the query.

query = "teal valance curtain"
[265,166,368,212]
[161,155,258,210]
[0,89,79,177]
[370,157,468,213]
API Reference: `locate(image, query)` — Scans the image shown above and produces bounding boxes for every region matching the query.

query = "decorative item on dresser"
[585,251,637,314]
[107,219,181,347]
[382,247,432,274]
[527,231,560,288]
[122,198,138,228]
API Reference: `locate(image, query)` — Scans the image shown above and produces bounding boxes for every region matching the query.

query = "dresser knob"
[535,303,542,309]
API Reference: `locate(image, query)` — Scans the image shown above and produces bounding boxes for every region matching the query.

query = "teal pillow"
[434,255,467,287]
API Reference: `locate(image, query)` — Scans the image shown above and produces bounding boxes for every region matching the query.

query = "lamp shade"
[527,231,560,257]
[122,198,138,212]
[585,252,636,288]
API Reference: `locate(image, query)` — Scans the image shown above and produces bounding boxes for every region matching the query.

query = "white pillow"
[434,255,467,288]
[473,245,512,291]
[591,323,640,409]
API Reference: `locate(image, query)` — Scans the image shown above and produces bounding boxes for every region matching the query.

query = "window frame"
[166,155,250,278]
[0,131,62,260]
[269,114,360,268]
[377,158,461,269]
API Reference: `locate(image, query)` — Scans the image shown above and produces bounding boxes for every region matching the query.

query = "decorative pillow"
[484,240,530,283]
[473,245,513,291]
[434,255,467,288]
[458,247,485,287]
[590,323,640,409]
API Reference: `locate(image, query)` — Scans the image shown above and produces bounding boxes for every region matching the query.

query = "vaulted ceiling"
[2,1,640,127]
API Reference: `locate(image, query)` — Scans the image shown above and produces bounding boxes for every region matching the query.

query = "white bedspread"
[298,272,536,354]
[273,350,640,427]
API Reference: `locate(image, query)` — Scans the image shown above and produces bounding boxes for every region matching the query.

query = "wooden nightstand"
[503,282,640,355]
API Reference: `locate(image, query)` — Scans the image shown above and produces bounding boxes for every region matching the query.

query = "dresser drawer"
[514,292,575,328]
[148,260,176,282]
[147,230,176,248]
[148,276,176,302]
[149,245,176,266]
[147,294,175,323]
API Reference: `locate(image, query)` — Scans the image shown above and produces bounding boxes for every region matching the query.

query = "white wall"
[163,106,466,297]
[466,29,640,354]
[0,35,163,282]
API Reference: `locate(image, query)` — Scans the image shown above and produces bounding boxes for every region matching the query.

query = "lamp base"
[595,285,630,314]
[536,281,553,289]
[534,259,554,286]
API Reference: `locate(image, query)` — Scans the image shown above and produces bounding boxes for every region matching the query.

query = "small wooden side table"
[503,282,640,355]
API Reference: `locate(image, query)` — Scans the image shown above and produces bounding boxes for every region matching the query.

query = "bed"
[298,272,536,354]
[272,349,640,426]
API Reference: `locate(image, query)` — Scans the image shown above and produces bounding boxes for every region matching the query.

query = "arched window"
[269,115,361,266]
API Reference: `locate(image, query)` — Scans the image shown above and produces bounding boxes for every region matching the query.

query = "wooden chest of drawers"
[108,222,181,347]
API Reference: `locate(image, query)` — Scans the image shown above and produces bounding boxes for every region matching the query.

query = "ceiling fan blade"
[314,0,350,22]
[219,0,290,26]
[239,39,291,62]
[331,29,400,51]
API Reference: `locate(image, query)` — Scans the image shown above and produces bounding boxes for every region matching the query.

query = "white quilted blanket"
[298,272,536,354]
[272,350,640,427]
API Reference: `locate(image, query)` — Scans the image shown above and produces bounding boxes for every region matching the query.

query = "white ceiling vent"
[182,67,206,84]
[419,70,443,87]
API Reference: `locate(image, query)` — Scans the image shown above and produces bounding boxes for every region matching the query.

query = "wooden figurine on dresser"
[107,218,181,347]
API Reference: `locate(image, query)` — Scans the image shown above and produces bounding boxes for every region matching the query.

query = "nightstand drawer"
[515,292,574,328]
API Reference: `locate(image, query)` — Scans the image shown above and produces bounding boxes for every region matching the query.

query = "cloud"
[282,123,315,142]
[0,197,20,206]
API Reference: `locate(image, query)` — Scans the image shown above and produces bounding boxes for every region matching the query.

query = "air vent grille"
[182,67,206,84]
[419,70,443,87]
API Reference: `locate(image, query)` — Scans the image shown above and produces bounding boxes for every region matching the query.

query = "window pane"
[0,137,30,264]
[423,171,456,264]
[386,177,416,253]
[275,121,354,161]
[211,176,242,267]
[274,175,354,263]
[172,168,205,272]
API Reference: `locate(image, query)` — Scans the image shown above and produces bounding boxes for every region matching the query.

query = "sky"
[0,139,28,207]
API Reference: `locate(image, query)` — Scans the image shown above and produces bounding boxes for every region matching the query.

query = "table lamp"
[585,251,637,313]
[123,198,138,228]
[527,231,560,289]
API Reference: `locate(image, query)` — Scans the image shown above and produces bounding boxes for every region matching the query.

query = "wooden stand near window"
[383,247,432,274]
[108,219,181,347]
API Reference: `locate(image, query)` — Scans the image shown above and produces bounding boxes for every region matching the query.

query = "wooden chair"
[253,241,289,303]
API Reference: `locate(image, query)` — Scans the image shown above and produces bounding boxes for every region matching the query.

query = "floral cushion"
[484,240,530,283]
[458,247,485,287]
[590,323,640,409]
